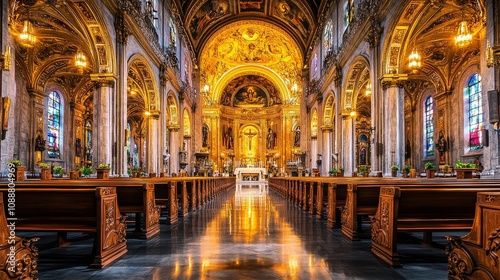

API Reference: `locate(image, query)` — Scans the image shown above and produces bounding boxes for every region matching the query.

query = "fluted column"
[381,75,406,176]
[147,115,159,174]
[342,114,355,176]
[91,74,115,169]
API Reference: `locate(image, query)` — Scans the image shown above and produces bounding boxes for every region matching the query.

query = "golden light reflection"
[196,186,330,278]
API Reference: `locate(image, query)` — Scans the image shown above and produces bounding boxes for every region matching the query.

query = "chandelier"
[19,20,36,48]
[75,49,87,69]
[455,21,472,48]
[408,47,421,74]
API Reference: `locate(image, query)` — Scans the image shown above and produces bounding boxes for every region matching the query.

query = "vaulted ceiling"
[175,0,327,63]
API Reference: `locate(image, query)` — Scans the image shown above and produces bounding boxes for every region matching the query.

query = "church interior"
[1,0,500,279]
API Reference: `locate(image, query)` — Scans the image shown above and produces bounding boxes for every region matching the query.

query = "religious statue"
[293,126,300,147]
[224,127,234,149]
[436,130,446,164]
[35,132,46,151]
[75,138,82,157]
[405,138,411,160]
[266,128,276,149]
[202,125,208,147]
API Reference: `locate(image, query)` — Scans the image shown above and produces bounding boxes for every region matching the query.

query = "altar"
[234,167,267,183]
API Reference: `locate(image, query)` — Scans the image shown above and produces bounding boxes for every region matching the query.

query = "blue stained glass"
[467,74,483,151]
[47,91,61,158]
[424,96,434,156]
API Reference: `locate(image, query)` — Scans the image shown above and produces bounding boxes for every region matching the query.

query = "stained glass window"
[344,0,354,30]
[424,96,434,157]
[466,73,483,151]
[312,53,318,78]
[169,18,177,51]
[323,21,333,54]
[47,91,61,158]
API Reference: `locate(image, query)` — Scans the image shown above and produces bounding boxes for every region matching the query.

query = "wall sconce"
[316,154,322,165]
[0,46,11,71]
[349,111,357,118]
[486,40,495,68]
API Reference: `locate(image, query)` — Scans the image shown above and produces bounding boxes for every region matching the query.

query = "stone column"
[147,115,159,174]
[90,74,115,169]
[321,126,333,175]
[381,75,406,176]
[114,10,130,177]
[168,124,180,175]
[159,68,168,174]
[342,114,355,176]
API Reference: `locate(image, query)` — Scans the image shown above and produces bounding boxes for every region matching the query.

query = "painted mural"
[219,75,282,107]
[189,0,230,40]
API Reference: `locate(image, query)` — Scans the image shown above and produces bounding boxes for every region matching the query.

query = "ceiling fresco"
[200,20,302,102]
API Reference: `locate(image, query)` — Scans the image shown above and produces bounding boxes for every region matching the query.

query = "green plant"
[403,165,411,172]
[53,166,65,175]
[79,166,93,176]
[455,160,475,169]
[339,167,345,173]
[424,162,435,170]
[329,168,337,174]
[443,164,450,169]
[132,166,141,172]
[7,159,23,167]
[38,162,50,169]
[391,165,399,171]
[98,163,111,169]
[358,165,369,174]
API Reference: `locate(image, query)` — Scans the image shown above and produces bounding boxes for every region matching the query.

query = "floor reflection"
[182,183,332,279]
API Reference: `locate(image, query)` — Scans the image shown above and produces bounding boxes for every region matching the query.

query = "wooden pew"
[15,179,160,239]
[370,185,500,267]
[0,187,127,268]
[446,192,500,280]
[0,193,39,279]
[153,180,178,224]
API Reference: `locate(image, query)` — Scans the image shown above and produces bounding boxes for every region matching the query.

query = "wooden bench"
[0,193,39,279]
[0,187,127,268]
[16,179,160,239]
[446,192,500,280]
[371,185,500,267]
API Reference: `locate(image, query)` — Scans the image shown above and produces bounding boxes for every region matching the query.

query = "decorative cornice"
[114,10,130,45]
[90,73,116,88]
[381,74,408,90]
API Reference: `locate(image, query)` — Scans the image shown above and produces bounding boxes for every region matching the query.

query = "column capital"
[167,124,180,132]
[321,125,333,132]
[91,73,116,88]
[114,10,130,45]
[381,74,408,90]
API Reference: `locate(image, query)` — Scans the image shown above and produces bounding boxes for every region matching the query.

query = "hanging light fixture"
[75,49,87,69]
[19,20,36,48]
[455,20,472,48]
[408,47,421,74]
[365,82,371,96]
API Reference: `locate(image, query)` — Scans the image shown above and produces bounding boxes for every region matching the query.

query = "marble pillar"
[147,117,159,174]
[168,125,180,175]
[322,127,333,176]
[381,76,406,176]
[342,116,355,176]
[91,74,115,169]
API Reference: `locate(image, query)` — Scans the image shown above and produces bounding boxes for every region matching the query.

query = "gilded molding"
[365,16,383,50]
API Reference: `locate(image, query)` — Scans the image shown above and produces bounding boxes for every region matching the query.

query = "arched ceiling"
[177,0,324,56]
[386,0,485,93]
[9,0,113,98]
[200,20,303,104]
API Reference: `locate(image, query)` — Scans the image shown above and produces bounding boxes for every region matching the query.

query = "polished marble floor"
[27,185,450,279]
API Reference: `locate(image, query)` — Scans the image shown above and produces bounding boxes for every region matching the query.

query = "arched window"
[47,91,62,158]
[424,96,434,157]
[146,0,158,29]
[312,53,318,78]
[465,73,483,151]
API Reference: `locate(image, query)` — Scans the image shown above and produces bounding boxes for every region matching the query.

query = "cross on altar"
[244,129,258,150]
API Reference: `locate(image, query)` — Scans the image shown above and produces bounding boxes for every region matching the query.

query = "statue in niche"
[202,125,208,147]
[35,132,46,152]
[436,130,446,164]
[267,128,277,149]
[75,138,83,157]
[405,138,411,160]
[293,126,300,147]
[224,127,234,149]
[360,146,367,165]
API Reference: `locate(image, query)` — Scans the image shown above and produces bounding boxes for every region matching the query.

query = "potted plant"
[7,159,25,181]
[53,166,65,178]
[424,162,435,178]
[455,160,476,179]
[97,163,111,179]
[358,165,369,177]
[390,165,399,177]
[329,168,337,177]
[38,162,52,180]
[338,167,345,177]
[443,164,452,173]
[79,166,93,177]
[403,165,411,178]
[131,166,141,178]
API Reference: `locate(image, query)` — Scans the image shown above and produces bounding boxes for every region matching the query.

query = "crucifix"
[244,129,258,150]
